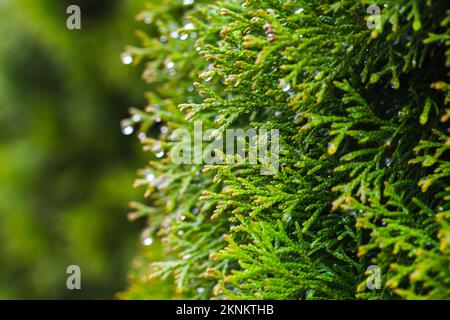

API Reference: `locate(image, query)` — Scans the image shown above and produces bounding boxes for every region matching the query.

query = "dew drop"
[197,287,205,293]
[122,126,133,136]
[121,119,134,136]
[295,8,304,14]
[121,52,133,65]
[140,228,154,246]
[180,33,189,41]
[166,61,175,69]
[170,31,179,39]
[180,215,186,221]
[185,23,195,30]
[142,237,153,246]
[327,142,337,155]
[183,254,191,260]
[279,79,291,92]
[183,0,194,5]
[191,207,199,214]
[160,126,169,134]
[146,173,155,182]
[419,179,431,192]
[385,157,391,167]
[390,80,400,89]
[138,132,147,141]
[156,151,165,158]
[131,114,141,122]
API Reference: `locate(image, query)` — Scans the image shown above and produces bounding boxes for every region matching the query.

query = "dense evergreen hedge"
[124,0,450,299]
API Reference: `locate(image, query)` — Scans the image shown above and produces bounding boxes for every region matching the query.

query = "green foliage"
[125,0,450,299]
[118,239,179,300]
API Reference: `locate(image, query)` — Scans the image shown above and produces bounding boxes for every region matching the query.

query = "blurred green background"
[0,0,150,299]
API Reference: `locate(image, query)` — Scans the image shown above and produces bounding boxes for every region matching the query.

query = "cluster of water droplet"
[121,114,142,136]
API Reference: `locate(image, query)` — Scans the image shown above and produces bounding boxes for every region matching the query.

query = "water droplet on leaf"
[132,114,141,122]
[140,228,154,247]
[142,237,153,246]
[197,287,205,293]
[138,133,147,141]
[279,79,291,92]
[160,126,169,134]
[156,151,165,158]
[121,119,134,135]
[146,173,155,182]
[328,142,337,155]
[185,23,195,30]
[419,179,431,192]
[121,52,133,65]
[385,157,391,167]
[166,61,175,69]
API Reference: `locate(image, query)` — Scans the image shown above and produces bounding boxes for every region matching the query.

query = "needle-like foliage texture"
[124,0,450,299]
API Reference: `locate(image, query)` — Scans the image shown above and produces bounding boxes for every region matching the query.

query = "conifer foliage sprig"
[125,0,450,299]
